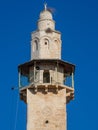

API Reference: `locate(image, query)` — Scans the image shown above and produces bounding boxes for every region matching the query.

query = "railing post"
[55,61,58,84]
[72,72,74,88]
[34,61,36,83]
[19,69,21,88]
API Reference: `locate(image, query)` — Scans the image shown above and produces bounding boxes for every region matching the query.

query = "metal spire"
[44,2,47,10]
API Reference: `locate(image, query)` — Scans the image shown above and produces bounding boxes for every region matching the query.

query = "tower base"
[20,84,74,130]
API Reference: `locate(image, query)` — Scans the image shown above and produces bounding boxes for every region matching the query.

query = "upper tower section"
[31,4,61,60]
[38,4,55,30]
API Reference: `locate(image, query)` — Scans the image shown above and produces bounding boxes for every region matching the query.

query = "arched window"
[43,70,50,83]
[44,39,49,49]
[35,40,38,50]
[33,38,39,52]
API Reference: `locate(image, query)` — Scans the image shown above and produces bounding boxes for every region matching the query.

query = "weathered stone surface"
[27,88,66,130]
[31,9,61,60]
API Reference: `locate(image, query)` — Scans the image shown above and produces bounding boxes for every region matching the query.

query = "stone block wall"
[27,88,67,130]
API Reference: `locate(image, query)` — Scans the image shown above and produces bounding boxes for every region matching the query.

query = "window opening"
[45,42,47,45]
[44,39,49,49]
[45,120,49,124]
[43,70,50,83]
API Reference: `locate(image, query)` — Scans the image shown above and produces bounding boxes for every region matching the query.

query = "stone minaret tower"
[18,4,75,130]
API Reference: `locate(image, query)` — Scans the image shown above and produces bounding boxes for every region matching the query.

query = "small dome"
[40,10,52,20]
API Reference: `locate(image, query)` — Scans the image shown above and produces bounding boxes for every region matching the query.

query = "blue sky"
[0,0,98,130]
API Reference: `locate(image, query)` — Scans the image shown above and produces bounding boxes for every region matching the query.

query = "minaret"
[18,4,75,130]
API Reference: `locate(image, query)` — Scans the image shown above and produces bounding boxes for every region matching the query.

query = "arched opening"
[43,70,50,83]
[44,39,49,49]
[33,39,39,52]
[35,40,38,50]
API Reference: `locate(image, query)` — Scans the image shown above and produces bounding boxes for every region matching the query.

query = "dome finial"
[44,2,47,10]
